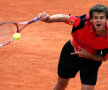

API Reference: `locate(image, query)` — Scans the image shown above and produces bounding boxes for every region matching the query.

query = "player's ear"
[105,18,108,24]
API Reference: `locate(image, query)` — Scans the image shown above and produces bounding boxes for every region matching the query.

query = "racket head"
[0,22,18,47]
[0,17,39,47]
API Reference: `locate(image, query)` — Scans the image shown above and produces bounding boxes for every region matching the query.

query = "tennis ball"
[13,33,21,40]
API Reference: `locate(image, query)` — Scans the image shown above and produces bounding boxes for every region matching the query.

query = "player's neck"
[95,29,107,37]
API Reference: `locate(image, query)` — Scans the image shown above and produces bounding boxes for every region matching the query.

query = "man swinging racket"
[38,4,108,90]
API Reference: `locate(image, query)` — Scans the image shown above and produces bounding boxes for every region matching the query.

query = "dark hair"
[89,4,108,19]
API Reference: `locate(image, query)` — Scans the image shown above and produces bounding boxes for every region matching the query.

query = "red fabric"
[67,15,108,57]
[66,15,80,27]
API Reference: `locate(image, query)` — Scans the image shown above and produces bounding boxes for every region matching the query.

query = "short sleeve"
[66,15,80,27]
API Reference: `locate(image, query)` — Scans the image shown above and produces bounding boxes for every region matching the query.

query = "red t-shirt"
[66,14,108,57]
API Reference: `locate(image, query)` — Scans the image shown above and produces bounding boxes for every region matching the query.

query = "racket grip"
[33,17,39,21]
[29,17,39,23]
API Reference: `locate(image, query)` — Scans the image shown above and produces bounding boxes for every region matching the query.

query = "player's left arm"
[71,47,108,61]
[87,53,107,61]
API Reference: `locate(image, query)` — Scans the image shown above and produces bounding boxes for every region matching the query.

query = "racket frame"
[0,17,39,47]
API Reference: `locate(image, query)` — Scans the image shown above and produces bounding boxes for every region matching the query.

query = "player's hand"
[70,46,91,58]
[38,12,50,22]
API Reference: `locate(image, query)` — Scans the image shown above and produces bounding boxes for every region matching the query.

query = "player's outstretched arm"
[38,12,69,23]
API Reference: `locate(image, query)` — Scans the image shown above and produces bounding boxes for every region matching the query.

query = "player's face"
[90,12,107,32]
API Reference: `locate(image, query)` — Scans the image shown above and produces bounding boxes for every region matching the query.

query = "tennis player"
[38,4,108,90]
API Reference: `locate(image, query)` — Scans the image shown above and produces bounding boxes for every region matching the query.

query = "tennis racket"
[0,17,39,47]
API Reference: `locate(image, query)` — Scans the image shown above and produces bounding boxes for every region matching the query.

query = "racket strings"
[0,23,17,45]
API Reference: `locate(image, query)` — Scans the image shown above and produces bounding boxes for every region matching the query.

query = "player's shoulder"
[73,14,90,27]
[79,14,90,22]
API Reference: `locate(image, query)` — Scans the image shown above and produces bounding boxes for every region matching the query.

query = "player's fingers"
[42,12,49,17]
[70,51,79,55]
[78,46,82,51]
[37,13,43,20]
[38,12,50,21]
[78,46,85,51]
[74,47,77,52]
[71,52,83,58]
[38,14,45,21]
[37,13,45,20]
[41,14,47,20]
[41,12,50,20]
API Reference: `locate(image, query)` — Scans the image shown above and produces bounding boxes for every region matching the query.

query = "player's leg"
[53,76,69,90]
[80,58,102,90]
[53,40,80,90]
[81,84,95,90]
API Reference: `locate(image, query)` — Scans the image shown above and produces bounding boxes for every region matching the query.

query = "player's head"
[89,4,108,32]
[89,4,108,19]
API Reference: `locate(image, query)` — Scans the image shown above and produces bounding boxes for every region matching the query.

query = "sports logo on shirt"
[69,19,74,25]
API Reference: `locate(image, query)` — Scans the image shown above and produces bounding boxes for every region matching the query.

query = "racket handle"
[33,17,39,21]
[29,17,39,23]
